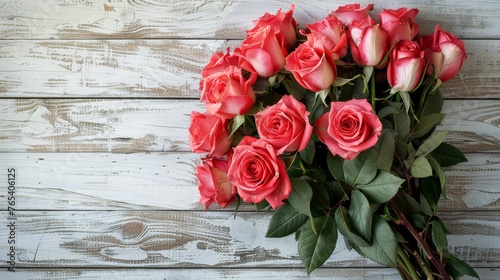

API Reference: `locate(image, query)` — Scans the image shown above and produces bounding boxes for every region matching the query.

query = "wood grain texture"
[0,39,239,98]
[0,211,497,268]
[0,0,499,40]
[0,152,499,211]
[0,268,497,280]
[0,39,497,98]
[0,99,499,153]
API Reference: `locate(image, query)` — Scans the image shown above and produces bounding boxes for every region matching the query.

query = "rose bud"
[196,157,236,209]
[200,65,256,119]
[188,111,233,157]
[285,38,337,92]
[387,41,426,92]
[247,4,297,50]
[420,25,467,82]
[235,25,287,78]
[315,99,382,160]
[300,15,349,60]
[255,95,313,154]
[228,136,292,209]
[330,3,374,26]
[380,8,420,47]
[348,17,389,67]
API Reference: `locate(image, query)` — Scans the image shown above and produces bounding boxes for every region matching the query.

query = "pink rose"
[228,136,292,209]
[197,157,236,209]
[285,38,337,92]
[380,8,420,47]
[200,47,239,79]
[301,15,348,60]
[348,17,389,67]
[188,111,233,157]
[255,95,313,154]
[387,41,426,92]
[200,65,256,119]
[315,99,382,160]
[420,25,467,82]
[235,25,287,78]
[330,3,374,26]
[247,4,297,50]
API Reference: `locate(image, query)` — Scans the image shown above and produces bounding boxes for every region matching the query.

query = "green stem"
[402,243,434,280]
[370,71,376,109]
[397,258,412,280]
[398,246,420,280]
[390,200,450,280]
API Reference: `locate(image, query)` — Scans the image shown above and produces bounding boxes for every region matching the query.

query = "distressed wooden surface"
[0,39,498,99]
[0,211,498,268]
[0,268,495,280]
[0,0,499,39]
[0,152,498,211]
[0,99,499,153]
[0,0,499,279]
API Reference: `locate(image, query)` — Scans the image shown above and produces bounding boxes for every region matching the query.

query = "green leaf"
[411,156,433,178]
[287,155,303,177]
[327,153,344,182]
[229,114,246,137]
[409,113,446,140]
[420,176,442,211]
[358,171,404,204]
[357,216,398,268]
[256,200,270,211]
[298,215,338,274]
[334,206,370,248]
[415,131,449,157]
[343,149,377,186]
[412,214,427,229]
[299,139,316,165]
[349,190,372,242]
[399,91,412,112]
[308,179,331,211]
[288,178,313,218]
[305,91,327,123]
[266,203,308,238]
[431,220,448,251]
[419,90,444,118]
[427,155,446,190]
[420,193,434,216]
[378,104,401,118]
[431,142,468,167]
[443,250,480,279]
[393,109,411,157]
[375,129,396,171]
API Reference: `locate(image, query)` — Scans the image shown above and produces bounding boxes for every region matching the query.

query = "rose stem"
[398,245,420,280]
[390,200,450,280]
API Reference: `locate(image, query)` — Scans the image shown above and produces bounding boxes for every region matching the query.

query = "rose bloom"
[228,136,292,209]
[235,25,287,78]
[315,99,382,160]
[330,3,374,26]
[255,95,313,154]
[200,47,239,80]
[348,17,389,67]
[420,25,467,82]
[197,157,236,209]
[285,38,337,92]
[387,41,426,92]
[301,15,348,60]
[189,111,233,157]
[247,4,297,50]
[200,65,256,119]
[379,8,419,47]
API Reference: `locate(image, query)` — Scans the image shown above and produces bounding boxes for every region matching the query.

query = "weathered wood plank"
[0,152,498,211]
[0,39,497,98]
[0,268,496,280]
[0,211,497,268]
[0,0,498,39]
[0,39,238,98]
[0,99,498,153]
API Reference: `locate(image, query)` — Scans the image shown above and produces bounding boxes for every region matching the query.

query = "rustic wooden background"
[0,0,499,279]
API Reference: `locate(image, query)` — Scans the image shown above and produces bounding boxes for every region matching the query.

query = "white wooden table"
[0,1,499,279]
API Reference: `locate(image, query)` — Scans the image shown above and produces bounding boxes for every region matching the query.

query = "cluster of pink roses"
[189,4,467,210]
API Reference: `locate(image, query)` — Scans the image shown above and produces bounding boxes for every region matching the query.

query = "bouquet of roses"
[188,3,478,279]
